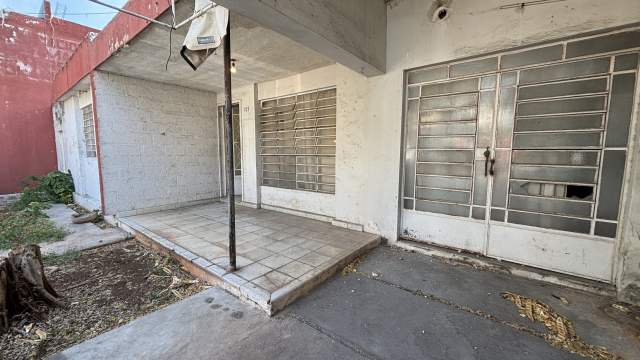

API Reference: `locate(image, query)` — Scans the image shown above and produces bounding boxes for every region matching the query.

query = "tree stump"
[0,245,63,333]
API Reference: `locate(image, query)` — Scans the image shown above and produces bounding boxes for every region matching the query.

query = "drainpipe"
[223,19,236,272]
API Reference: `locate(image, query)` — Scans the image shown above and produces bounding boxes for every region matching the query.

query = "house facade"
[52,0,640,304]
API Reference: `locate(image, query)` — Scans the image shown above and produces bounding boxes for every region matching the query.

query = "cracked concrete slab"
[50,246,639,359]
[285,271,581,360]
[350,246,640,359]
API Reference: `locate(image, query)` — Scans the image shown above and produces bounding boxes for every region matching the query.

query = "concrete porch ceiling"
[98,2,334,93]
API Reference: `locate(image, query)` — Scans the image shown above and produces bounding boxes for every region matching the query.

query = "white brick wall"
[93,72,220,215]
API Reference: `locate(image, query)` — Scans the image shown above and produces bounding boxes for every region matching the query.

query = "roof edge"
[51,0,172,101]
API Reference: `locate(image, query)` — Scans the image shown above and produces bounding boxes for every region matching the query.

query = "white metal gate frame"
[397,24,640,283]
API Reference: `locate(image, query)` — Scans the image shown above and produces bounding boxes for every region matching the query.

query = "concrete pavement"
[51,246,640,359]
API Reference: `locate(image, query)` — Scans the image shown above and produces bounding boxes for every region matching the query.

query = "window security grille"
[81,105,97,158]
[259,88,336,194]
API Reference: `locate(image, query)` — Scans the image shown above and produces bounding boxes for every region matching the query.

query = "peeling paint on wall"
[0,11,96,193]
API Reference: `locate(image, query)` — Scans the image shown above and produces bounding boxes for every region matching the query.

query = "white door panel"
[488,223,614,281]
[402,210,486,253]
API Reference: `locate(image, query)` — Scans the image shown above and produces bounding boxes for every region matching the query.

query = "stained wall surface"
[0,11,95,193]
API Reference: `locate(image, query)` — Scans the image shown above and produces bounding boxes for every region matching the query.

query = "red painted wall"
[0,8,96,194]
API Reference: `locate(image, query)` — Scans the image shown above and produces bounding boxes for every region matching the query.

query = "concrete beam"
[214,0,387,76]
[52,0,172,100]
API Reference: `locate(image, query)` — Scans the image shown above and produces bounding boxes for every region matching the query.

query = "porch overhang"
[52,0,386,99]
[213,0,387,76]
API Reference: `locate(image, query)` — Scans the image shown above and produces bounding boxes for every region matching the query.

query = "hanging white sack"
[181,0,228,70]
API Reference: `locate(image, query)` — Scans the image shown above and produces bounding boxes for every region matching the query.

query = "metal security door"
[486,54,638,282]
[401,73,495,253]
[401,28,640,282]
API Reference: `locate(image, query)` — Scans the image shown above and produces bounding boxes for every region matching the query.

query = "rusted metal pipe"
[223,18,236,272]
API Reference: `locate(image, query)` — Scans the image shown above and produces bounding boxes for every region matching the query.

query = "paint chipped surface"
[0,11,96,193]
[15,60,32,75]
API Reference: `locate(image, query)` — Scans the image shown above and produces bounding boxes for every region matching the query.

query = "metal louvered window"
[259,88,336,194]
[81,105,97,158]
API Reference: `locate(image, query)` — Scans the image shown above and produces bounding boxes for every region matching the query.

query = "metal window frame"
[81,104,97,158]
[259,87,337,194]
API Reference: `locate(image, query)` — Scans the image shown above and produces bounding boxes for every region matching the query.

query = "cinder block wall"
[92,71,220,215]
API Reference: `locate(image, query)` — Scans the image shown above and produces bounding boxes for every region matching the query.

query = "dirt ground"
[0,240,205,359]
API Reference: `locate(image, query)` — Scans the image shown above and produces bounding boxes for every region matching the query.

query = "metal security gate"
[400,28,640,282]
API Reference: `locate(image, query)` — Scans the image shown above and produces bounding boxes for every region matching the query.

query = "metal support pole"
[223,19,236,271]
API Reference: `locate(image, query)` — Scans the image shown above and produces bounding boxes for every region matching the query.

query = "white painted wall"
[334,65,369,228]
[257,65,340,218]
[360,0,640,241]
[54,85,101,210]
[239,64,370,225]
[92,71,220,216]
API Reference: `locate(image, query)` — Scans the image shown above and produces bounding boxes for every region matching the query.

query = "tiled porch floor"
[120,202,380,314]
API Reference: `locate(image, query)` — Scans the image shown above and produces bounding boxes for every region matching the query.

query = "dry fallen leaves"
[342,257,362,276]
[502,292,621,360]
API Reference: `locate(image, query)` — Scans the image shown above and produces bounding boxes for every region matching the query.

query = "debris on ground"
[611,303,630,313]
[70,212,97,224]
[502,292,621,360]
[67,204,113,230]
[342,257,362,276]
[0,240,205,359]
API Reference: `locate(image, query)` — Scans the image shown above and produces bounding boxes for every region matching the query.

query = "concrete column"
[616,84,640,305]
[333,65,369,230]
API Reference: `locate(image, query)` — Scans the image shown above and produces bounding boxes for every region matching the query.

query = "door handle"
[483,147,491,176]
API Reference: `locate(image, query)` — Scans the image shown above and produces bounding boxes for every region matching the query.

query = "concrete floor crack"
[353,271,547,339]
[284,312,384,360]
